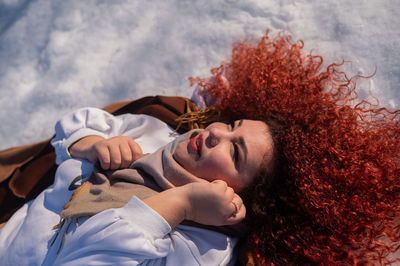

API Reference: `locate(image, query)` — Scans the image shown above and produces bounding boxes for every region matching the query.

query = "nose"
[208,126,230,147]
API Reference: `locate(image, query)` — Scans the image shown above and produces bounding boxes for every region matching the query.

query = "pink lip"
[189,134,203,157]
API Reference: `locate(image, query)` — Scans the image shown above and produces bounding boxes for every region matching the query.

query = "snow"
[0,0,399,149]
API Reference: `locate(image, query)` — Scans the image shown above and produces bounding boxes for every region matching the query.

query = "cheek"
[173,141,191,166]
[198,149,233,178]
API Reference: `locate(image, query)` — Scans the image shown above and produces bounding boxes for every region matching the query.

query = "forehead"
[239,119,274,174]
[240,119,268,132]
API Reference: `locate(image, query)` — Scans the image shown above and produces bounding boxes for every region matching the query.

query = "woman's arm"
[51,181,244,265]
[51,107,174,165]
[51,196,173,265]
[144,180,245,228]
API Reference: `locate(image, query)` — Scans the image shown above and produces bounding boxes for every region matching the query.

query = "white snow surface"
[0,0,399,150]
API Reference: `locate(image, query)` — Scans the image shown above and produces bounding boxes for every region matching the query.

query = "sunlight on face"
[172,120,274,191]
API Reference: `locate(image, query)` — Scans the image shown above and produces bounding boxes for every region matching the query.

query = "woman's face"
[173,119,274,191]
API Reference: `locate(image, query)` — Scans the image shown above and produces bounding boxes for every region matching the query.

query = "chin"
[172,141,186,162]
[171,150,183,168]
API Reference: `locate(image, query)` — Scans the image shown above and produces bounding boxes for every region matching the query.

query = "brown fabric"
[0,95,199,224]
[59,145,169,220]
[60,167,159,219]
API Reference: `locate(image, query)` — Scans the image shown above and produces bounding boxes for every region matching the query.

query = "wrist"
[142,186,191,228]
[177,183,196,221]
[69,135,105,160]
[174,185,194,221]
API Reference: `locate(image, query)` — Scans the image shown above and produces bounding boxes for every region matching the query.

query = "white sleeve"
[50,197,237,266]
[51,197,172,265]
[50,107,174,165]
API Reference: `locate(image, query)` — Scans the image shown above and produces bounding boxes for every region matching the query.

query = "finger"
[211,180,228,194]
[127,139,143,161]
[225,186,234,200]
[232,193,243,209]
[231,201,240,215]
[108,145,122,170]
[94,144,111,170]
[211,179,228,188]
[119,143,133,168]
[226,202,246,224]
[227,208,246,224]
[229,194,243,216]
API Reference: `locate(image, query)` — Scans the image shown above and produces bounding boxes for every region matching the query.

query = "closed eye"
[230,121,235,130]
[233,143,239,163]
[229,120,240,167]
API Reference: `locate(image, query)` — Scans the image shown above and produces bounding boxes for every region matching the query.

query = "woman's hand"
[143,180,245,228]
[69,135,143,170]
[184,180,245,226]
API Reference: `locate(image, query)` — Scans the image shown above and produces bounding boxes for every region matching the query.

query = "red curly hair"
[190,31,400,265]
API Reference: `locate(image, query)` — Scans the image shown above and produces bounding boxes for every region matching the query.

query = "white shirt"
[0,108,238,265]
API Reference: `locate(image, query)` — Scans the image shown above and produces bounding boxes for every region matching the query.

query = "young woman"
[0,105,276,265]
